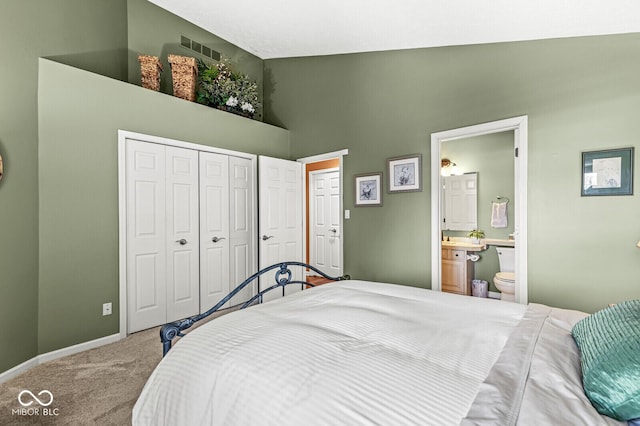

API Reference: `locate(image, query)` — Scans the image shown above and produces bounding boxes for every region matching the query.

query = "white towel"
[491,202,508,228]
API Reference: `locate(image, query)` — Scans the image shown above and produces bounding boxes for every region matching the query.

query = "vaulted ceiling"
[149,0,640,59]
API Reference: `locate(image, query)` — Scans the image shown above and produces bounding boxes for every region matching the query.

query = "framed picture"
[582,147,634,196]
[387,154,422,193]
[354,172,383,206]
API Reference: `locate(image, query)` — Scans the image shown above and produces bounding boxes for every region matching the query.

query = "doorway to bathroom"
[430,116,528,304]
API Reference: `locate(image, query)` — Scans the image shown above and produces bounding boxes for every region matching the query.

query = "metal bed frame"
[160,261,349,356]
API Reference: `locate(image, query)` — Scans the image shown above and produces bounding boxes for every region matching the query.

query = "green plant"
[467,229,485,239]
[196,57,261,118]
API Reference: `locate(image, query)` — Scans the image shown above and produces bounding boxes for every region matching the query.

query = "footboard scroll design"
[160,261,349,356]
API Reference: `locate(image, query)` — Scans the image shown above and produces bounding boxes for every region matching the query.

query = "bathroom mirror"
[441,173,478,231]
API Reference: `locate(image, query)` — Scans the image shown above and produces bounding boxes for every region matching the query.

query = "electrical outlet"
[102,302,112,316]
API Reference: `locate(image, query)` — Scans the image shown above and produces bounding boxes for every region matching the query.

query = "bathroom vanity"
[441,241,484,295]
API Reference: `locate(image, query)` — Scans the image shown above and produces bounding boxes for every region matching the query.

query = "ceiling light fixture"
[441,158,461,176]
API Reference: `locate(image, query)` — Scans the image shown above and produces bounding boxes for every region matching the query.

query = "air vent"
[180,35,221,61]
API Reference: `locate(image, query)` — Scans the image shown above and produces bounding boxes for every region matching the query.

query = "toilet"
[494,247,516,302]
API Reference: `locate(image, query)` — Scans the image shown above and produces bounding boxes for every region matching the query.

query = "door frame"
[297,150,349,279]
[308,167,341,276]
[117,130,258,338]
[430,116,528,304]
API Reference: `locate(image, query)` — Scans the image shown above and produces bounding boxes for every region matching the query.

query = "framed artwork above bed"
[354,172,382,206]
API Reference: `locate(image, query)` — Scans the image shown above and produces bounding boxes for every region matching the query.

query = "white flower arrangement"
[226,96,239,107]
[241,102,255,114]
[197,57,261,119]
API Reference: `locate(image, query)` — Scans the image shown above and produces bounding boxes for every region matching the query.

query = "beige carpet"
[0,309,231,426]
[0,326,161,425]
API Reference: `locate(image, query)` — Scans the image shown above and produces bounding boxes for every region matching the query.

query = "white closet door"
[165,147,200,322]
[228,156,254,305]
[126,140,167,333]
[258,156,303,301]
[199,152,230,312]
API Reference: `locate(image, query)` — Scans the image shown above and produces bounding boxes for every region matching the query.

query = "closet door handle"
[176,239,187,245]
[262,235,275,241]
[212,237,226,243]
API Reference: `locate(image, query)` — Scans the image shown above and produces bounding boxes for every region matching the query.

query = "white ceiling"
[149,0,640,59]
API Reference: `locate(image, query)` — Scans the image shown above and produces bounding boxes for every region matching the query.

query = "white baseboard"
[0,357,39,384]
[0,333,121,384]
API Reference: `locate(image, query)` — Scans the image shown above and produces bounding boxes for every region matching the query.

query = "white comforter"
[134,281,526,425]
[133,280,621,425]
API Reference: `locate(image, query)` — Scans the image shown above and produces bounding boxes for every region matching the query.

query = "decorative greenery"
[467,229,485,240]
[196,57,261,118]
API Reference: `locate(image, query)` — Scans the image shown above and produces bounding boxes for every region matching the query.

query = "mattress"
[133,280,623,425]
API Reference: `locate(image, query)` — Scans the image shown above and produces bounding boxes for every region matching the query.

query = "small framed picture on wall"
[354,172,383,206]
[387,154,422,193]
[581,147,634,196]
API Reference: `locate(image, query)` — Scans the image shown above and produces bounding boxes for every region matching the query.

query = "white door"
[126,140,167,333]
[310,170,342,277]
[228,156,255,305]
[258,156,303,300]
[165,147,200,322]
[199,152,230,312]
[127,142,200,332]
[442,173,478,231]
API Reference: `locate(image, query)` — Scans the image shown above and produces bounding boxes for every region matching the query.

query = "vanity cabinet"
[442,248,474,295]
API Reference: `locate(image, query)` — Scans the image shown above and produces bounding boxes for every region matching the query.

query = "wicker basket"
[168,54,197,101]
[138,55,163,91]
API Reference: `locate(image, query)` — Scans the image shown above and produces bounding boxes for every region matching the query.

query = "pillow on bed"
[571,299,640,421]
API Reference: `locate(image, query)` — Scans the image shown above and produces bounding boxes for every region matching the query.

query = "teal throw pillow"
[571,299,640,421]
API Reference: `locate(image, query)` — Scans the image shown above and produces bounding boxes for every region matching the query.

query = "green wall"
[264,33,640,313]
[0,0,128,374]
[442,132,515,290]
[126,0,264,119]
[37,60,288,354]
[1,0,284,374]
[3,0,640,377]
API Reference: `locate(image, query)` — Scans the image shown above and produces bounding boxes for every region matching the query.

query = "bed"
[133,262,639,425]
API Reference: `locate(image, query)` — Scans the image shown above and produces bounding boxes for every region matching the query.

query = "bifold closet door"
[126,141,167,333]
[199,154,254,312]
[228,156,254,305]
[127,141,200,333]
[199,152,230,312]
[165,146,200,322]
